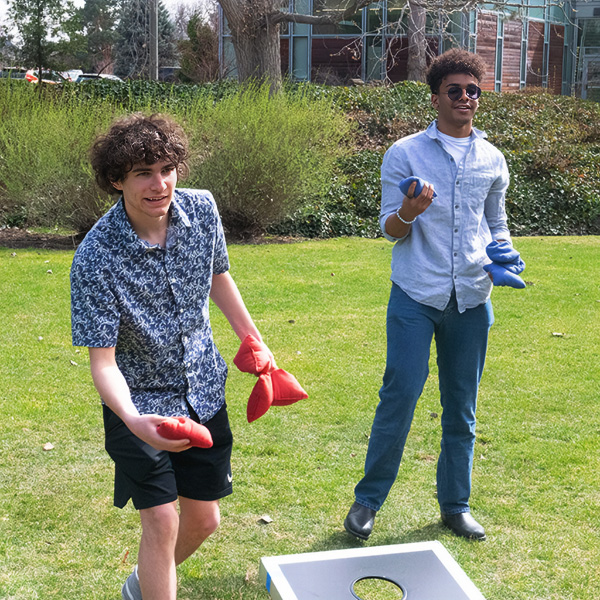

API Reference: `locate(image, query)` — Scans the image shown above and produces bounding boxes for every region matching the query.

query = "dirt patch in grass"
[0,227,304,250]
[0,228,82,250]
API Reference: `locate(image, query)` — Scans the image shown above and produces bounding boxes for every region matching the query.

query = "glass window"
[387,0,409,32]
[293,37,310,79]
[366,2,383,33]
[313,0,362,35]
[366,35,384,79]
[292,0,310,35]
[580,18,600,47]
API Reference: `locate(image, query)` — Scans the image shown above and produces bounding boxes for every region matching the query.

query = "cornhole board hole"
[260,541,485,600]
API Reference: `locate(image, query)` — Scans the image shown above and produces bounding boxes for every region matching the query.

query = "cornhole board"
[260,541,486,600]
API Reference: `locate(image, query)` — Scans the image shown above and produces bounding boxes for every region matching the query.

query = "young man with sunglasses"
[344,49,516,541]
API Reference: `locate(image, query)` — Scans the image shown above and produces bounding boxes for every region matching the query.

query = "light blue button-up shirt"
[380,120,511,313]
[71,189,230,421]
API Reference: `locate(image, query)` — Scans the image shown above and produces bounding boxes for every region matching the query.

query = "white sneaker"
[122,565,143,600]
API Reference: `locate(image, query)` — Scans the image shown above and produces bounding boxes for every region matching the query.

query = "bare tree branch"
[268,0,372,26]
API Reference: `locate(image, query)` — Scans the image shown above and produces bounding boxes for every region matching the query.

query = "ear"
[431,93,439,111]
[111,180,123,191]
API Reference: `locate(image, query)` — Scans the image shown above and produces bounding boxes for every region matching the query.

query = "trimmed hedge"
[274,82,600,238]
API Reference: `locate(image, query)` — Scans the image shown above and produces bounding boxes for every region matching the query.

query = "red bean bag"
[236,335,308,422]
[234,334,273,374]
[157,416,213,448]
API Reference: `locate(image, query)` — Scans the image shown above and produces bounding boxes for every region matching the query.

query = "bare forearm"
[384,213,413,239]
[88,347,189,451]
[90,358,139,423]
[210,272,262,342]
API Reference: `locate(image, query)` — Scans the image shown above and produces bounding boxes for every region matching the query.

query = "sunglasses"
[445,84,482,102]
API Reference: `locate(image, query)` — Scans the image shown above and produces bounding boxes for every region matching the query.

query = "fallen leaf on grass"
[552,332,564,337]
[70,360,78,366]
[258,514,273,524]
[43,443,54,451]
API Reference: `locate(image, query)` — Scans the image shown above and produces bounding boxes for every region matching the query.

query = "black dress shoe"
[441,512,486,540]
[344,501,377,540]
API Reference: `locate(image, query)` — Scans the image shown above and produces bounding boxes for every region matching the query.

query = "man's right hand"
[399,179,436,222]
[386,178,435,238]
[123,413,192,452]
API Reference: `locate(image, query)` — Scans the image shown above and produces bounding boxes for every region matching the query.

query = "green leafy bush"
[181,83,352,237]
[0,79,598,237]
[278,83,600,237]
[270,151,383,239]
[0,82,116,233]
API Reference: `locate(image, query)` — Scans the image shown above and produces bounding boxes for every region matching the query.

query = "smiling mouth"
[145,196,168,203]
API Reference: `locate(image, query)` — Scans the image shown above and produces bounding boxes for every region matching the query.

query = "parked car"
[75,73,124,83]
[0,67,28,80]
[25,69,68,84]
[63,69,83,82]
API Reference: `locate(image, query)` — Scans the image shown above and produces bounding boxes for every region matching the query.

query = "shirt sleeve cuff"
[489,227,512,245]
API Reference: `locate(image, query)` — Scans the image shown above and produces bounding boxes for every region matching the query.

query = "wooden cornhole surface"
[260,541,486,600]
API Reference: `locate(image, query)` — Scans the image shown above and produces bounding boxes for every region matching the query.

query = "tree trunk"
[218,0,282,92]
[407,0,427,82]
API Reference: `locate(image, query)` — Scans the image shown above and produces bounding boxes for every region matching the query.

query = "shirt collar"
[425,119,487,141]
[111,191,192,254]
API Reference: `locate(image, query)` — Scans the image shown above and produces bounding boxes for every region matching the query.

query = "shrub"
[0,79,598,237]
[0,82,116,233]
[181,82,352,237]
[278,82,600,237]
[0,80,350,236]
[270,150,383,239]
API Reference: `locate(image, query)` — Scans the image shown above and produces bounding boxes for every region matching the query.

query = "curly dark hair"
[426,49,487,94]
[90,113,190,195]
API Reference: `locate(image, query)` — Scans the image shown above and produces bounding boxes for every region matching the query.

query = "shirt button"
[456,180,460,185]
[454,228,458,233]
[455,205,459,209]
[454,252,458,257]
[182,336,188,344]
[179,308,184,313]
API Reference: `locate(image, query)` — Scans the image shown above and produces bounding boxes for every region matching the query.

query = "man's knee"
[140,502,180,543]
[198,510,220,539]
[180,499,221,542]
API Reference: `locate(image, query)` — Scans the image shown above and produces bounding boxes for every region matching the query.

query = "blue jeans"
[354,284,494,515]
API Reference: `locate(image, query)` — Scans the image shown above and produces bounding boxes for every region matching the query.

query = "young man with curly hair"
[344,49,521,541]
[71,114,274,600]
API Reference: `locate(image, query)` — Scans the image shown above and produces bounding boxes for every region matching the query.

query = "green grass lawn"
[0,236,598,599]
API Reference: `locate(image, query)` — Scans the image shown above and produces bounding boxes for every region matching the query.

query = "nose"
[150,172,168,191]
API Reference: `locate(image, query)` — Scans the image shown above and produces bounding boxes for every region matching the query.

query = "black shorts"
[103,404,233,510]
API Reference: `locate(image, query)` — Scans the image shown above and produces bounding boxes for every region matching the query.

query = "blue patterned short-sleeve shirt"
[71,189,230,422]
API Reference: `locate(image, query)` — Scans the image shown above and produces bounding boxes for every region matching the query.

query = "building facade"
[219,1,600,100]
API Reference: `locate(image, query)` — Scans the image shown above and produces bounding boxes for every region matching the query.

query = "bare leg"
[175,498,220,565]
[138,501,179,600]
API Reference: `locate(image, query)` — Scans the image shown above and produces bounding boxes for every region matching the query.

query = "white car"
[75,73,124,83]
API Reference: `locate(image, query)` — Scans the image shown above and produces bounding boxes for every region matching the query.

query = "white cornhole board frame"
[260,541,486,600]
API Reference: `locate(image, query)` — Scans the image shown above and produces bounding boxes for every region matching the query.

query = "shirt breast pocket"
[468,171,497,205]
